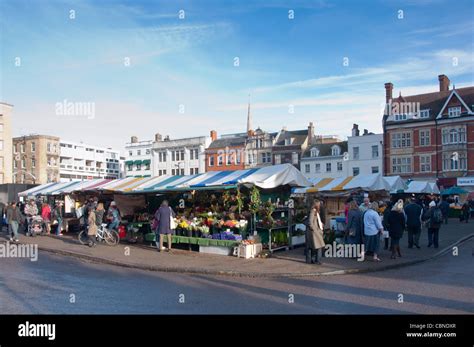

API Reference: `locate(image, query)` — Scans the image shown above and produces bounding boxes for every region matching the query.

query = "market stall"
[18,164,311,256]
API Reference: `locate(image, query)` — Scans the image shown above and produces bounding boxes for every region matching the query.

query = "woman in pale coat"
[306,200,325,265]
[87,206,97,247]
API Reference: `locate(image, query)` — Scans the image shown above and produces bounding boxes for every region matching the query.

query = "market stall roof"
[404,181,440,194]
[18,164,312,197]
[18,182,56,197]
[441,186,468,195]
[292,174,406,194]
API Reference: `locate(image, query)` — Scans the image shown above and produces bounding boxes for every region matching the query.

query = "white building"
[124,136,153,177]
[59,141,121,181]
[300,141,348,179]
[347,124,383,176]
[152,133,211,176]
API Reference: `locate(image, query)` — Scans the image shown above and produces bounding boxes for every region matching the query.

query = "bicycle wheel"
[78,230,88,245]
[104,230,119,246]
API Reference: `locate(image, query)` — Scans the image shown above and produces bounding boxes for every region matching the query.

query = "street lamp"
[175,162,184,176]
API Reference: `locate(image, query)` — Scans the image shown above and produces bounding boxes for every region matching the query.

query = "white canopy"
[238,164,312,189]
[405,181,440,194]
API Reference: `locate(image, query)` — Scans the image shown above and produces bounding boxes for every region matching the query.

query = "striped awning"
[18,164,312,196]
[292,174,407,194]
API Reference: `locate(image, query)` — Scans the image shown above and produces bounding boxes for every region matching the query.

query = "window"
[209,156,215,166]
[180,168,184,175]
[137,150,141,156]
[159,152,167,162]
[326,163,331,172]
[236,152,241,164]
[392,157,412,174]
[315,163,321,173]
[274,154,281,165]
[419,129,431,146]
[47,143,51,152]
[180,150,185,161]
[285,138,292,145]
[21,143,25,153]
[171,169,176,176]
[292,152,298,165]
[353,147,359,159]
[331,146,340,156]
[395,114,407,121]
[305,164,310,173]
[262,152,271,163]
[190,149,195,160]
[217,153,223,166]
[226,153,232,165]
[31,159,36,168]
[21,158,26,168]
[442,127,467,144]
[448,106,461,118]
[371,166,379,174]
[0,157,3,170]
[14,144,17,153]
[371,145,379,158]
[420,155,431,172]
[129,151,133,156]
[391,132,412,148]
[310,148,319,157]
[0,124,3,132]
[31,142,36,152]
[145,163,150,171]
[136,164,141,170]
[146,149,151,155]
[419,109,430,118]
[443,152,467,171]
[353,167,360,176]
[0,140,3,151]
[337,162,343,171]
[14,160,17,169]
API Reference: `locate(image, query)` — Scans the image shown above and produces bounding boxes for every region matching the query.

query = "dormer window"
[448,106,461,118]
[394,114,407,121]
[419,109,430,118]
[331,145,341,156]
[310,148,320,157]
[284,138,292,145]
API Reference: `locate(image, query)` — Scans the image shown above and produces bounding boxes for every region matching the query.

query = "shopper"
[52,201,64,236]
[346,200,363,245]
[359,197,371,213]
[461,201,469,223]
[24,198,38,233]
[306,200,325,265]
[6,202,22,242]
[404,197,423,249]
[423,201,443,248]
[363,202,384,262]
[41,202,51,235]
[153,200,176,252]
[107,201,121,231]
[87,206,97,247]
[388,200,405,259]
[95,202,105,227]
[381,201,392,250]
[439,198,450,224]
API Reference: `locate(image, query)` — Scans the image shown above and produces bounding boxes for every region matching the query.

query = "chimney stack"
[210,130,217,141]
[307,122,315,145]
[438,74,450,92]
[363,129,369,136]
[352,124,360,137]
[384,82,393,103]
[154,133,162,142]
[131,136,138,143]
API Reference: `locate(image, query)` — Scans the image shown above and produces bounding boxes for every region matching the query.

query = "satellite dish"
[15,154,20,161]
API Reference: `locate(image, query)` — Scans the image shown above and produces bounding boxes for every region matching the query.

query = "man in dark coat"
[439,198,450,224]
[404,197,423,249]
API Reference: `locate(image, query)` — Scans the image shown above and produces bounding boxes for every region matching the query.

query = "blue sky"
[1,0,473,152]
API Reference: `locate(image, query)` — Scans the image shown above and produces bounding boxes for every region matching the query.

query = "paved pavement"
[0,238,472,314]
[1,219,473,277]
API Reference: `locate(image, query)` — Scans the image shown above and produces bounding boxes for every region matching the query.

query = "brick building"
[383,74,474,187]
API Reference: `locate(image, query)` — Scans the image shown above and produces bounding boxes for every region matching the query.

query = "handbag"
[169,207,177,230]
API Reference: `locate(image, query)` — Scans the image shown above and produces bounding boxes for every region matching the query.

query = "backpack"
[432,208,443,225]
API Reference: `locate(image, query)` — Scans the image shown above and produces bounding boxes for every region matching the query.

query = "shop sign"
[457,177,474,186]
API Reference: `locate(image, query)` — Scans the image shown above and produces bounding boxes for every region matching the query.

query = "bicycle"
[78,223,120,246]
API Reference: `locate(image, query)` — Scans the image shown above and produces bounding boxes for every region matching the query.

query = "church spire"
[247,93,253,135]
